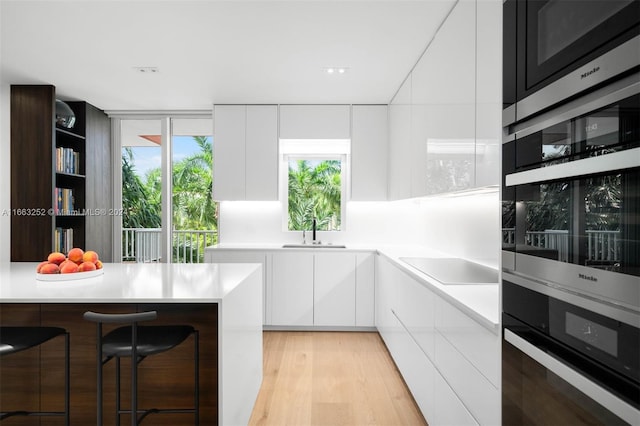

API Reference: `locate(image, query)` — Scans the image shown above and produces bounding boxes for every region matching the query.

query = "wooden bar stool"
[0,326,70,424]
[83,311,199,426]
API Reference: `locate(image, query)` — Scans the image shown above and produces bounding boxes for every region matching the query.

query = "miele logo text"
[579,273,598,282]
[581,67,600,79]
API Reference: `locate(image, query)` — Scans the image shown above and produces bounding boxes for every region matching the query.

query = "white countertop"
[207,243,500,333]
[0,262,262,303]
[207,243,377,252]
[376,245,499,333]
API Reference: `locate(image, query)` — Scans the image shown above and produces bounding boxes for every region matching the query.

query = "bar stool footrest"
[1,410,66,420]
[118,407,198,424]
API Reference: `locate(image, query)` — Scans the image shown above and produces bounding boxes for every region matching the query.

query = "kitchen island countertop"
[0,262,260,303]
[0,261,263,426]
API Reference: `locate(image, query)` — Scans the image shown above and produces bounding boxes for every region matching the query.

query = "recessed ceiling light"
[134,66,159,74]
[324,67,348,75]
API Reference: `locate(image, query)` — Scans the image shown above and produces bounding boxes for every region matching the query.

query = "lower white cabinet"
[270,251,314,326]
[207,248,375,328]
[314,252,356,326]
[376,254,498,425]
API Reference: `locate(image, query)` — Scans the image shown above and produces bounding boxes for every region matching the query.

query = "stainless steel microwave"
[502,74,640,316]
[503,0,640,125]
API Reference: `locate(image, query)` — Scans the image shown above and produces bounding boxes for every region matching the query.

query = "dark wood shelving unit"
[10,85,112,262]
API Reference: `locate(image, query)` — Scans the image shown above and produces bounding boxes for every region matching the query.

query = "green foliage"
[122,137,217,263]
[121,147,161,229]
[172,136,217,231]
[288,159,342,231]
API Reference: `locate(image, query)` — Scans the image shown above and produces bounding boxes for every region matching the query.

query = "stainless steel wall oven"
[502,1,640,423]
[503,75,640,311]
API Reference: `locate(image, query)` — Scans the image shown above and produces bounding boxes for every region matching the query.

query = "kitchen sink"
[282,244,347,249]
[399,257,498,285]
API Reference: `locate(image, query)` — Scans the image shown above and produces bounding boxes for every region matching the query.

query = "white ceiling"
[0,0,456,112]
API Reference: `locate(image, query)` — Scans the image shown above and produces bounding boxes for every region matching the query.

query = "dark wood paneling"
[1,303,218,426]
[10,85,55,261]
[84,103,113,262]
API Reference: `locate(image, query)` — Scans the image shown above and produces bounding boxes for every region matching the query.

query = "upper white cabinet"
[389,0,501,198]
[475,0,502,188]
[213,105,278,201]
[279,105,350,139]
[419,0,476,195]
[350,105,388,201]
[388,76,413,200]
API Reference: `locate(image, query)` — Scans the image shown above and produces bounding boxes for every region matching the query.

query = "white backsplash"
[218,190,500,268]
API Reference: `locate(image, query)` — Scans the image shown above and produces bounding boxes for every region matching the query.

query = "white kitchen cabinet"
[388,76,412,200]
[435,332,499,425]
[213,105,245,200]
[271,251,314,326]
[435,295,500,387]
[389,0,500,198]
[314,252,356,326]
[246,105,279,200]
[351,105,388,201]
[213,105,278,201]
[431,366,479,426]
[375,254,499,425]
[475,0,502,188]
[279,105,350,140]
[396,265,436,359]
[423,0,476,195]
[355,252,375,327]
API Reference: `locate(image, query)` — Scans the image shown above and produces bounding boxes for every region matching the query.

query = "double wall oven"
[502,0,640,424]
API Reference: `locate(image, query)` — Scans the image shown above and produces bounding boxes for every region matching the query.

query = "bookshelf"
[10,85,111,261]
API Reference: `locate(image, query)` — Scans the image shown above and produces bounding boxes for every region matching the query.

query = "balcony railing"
[501,228,620,263]
[122,228,217,263]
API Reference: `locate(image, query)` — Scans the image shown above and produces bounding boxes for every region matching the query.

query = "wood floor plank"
[249,331,427,426]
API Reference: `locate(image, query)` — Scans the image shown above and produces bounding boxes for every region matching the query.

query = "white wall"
[217,199,426,247]
[418,191,500,268]
[0,82,9,263]
[217,190,500,268]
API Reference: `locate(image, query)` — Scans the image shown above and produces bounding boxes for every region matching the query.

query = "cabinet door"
[423,0,476,195]
[388,76,412,200]
[375,255,399,339]
[279,105,350,139]
[213,105,246,200]
[245,105,278,200]
[271,252,314,326]
[314,252,356,326]
[475,0,501,188]
[351,105,388,201]
[355,252,375,327]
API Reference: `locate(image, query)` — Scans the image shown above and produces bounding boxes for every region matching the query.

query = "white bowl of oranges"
[36,248,104,281]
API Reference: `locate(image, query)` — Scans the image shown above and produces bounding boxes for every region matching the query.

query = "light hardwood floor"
[248,331,427,426]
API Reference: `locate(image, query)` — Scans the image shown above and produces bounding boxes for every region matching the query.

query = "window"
[280,139,350,232]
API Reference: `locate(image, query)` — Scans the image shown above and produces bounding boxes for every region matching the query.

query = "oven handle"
[504,329,640,424]
[505,147,639,186]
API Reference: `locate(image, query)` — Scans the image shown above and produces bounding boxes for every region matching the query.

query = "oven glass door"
[503,323,633,425]
[511,167,639,276]
[519,0,639,94]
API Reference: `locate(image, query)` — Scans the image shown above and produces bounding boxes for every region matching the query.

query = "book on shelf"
[54,227,74,254]
[54,187,75,214]
[56,147,80,174]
